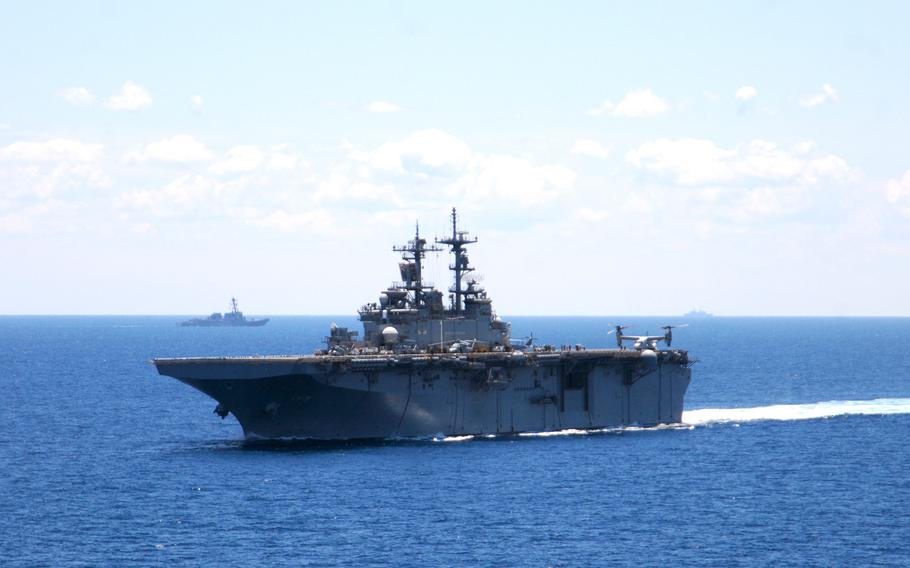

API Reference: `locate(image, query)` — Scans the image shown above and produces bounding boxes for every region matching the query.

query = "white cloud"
[237,208,334,232]
[626,138,851,186]
[119,174,232,212]
[802,155,851,184]
[0,139,103,162]
[38,164,111,197]
[449,154,576,207]
[366,101,402,113]
[573,208,610,223]
[349,128,472,174]
[735,186,806,220]
[371,209,422,227]
[794,141,816,155]
[571,140,612,160]
[0,211,35,233]
[345,129,576,208]
[0,202,67,233]
[735,85,758,101]
[313,173,399,205]
[621,194,653,215]
[108,81,153,110]
[114,146,313,230]
[588,88,669,117]
[0,139,109,203]
[267,151,303,172]
[886,171,910,215]
[800,84,838,108]
[626,139,735,185]
[210,146,265,174]
[0,163,110,201]
[59,86,95,105]
[126,134,213,163]
[131,222,155,234]
[191,95,204,112]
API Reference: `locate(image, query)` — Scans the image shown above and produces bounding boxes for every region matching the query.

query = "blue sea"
[2,316,909,567]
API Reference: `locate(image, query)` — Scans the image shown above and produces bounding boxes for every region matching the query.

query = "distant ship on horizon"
[179,297,269,327]
[683,308,713,318]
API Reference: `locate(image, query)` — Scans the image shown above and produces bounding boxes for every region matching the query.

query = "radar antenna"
[392,221,442,308]
[435,207,478,314]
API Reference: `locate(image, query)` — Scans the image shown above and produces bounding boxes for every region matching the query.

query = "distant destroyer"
[179,297,269,327]
[683,309,713,318]
[156,209,693,440]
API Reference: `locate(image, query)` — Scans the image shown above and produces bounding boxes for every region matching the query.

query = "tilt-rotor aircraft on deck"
[154,209,693,440]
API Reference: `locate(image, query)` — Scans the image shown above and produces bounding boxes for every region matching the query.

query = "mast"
[435,207,477,314]
[230,297,239,314]
[392,221,442,308]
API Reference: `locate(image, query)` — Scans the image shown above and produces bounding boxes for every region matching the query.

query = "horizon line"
[1,313,910,319]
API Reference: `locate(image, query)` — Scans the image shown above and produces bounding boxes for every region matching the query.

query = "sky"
[1,1,909,316]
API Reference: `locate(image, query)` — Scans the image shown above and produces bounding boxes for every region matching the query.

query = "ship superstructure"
[155,209,692,440]
[350,209,510,353]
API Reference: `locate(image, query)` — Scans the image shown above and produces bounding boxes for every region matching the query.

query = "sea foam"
[683,398,910,426]
[436,398,910,441]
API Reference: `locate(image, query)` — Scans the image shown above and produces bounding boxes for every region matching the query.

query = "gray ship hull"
[155,349,691,440]
[178,318,270,327]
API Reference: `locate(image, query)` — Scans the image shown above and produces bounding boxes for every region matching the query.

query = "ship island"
[154,209,693,440]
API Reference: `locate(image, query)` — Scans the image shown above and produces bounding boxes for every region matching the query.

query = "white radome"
[381,326,400,345]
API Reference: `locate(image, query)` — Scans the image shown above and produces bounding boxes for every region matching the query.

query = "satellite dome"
[381,326,400,345]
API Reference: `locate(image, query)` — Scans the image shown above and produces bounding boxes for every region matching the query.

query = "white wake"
[683,398,910,426]
[433,398,910,441]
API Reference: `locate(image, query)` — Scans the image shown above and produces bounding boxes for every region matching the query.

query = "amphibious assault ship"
[155,209,692,440]
[179,298,269,327]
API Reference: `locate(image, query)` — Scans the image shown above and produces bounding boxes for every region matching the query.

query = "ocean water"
[2,316,909,567]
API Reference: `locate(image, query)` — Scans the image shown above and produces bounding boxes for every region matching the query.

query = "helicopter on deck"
[609,324,687,350]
